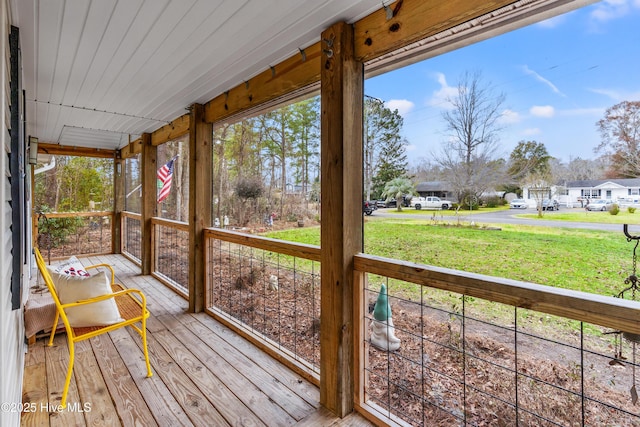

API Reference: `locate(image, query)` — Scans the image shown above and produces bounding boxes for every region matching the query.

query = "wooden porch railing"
[353,253,640,426]
[203,227,321,383]
[200,227,640,426]
[114,213,640,425]
[35,211,114,259]
[150,217,189,298]
[121,211,141,265]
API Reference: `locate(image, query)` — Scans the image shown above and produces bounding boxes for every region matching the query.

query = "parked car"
[618,198,640,209]
[410,196,453,210]
[586,199,614,211]
[541,199,559,211]
[363,201,374,215]
[509,198,528,209]
[383,199,397,208]
[377,196,410,208]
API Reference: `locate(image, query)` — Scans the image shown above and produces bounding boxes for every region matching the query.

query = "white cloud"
[428,72,458,109]
[530,105,555,118]
[591,0,634,22]
[522,65,565,97]
[499,109,521,124]
[589,87,640,102]
[406,144,417,152]
[523,128,541,136]
[589,88,622,100]
[385,99,415,116]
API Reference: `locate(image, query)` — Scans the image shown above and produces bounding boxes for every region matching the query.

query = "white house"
[565,179,640,206]
[520,178,640,208]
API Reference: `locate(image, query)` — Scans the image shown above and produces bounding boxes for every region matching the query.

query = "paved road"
[371,207,636,233]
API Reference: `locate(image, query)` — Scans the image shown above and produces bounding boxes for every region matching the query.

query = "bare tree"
[596,100,640,178]
[552,156,607,183]
[436,71,506,204]
[522,170,553,218]
[408,158,443,183]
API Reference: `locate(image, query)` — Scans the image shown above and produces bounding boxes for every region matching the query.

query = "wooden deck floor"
[21,254,374,427]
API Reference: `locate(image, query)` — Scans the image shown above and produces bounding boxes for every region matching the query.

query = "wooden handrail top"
[355,253,640,335]
[150,216,189,231]
[37,211,113,218]
[204,228,321,262]
[121,211,142,219]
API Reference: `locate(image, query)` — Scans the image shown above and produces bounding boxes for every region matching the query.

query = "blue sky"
[364,0,640,165]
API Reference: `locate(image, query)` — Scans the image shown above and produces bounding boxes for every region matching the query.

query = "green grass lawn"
[517,209,639,224]
[266,217,639,341]
[380,206,508,215]
[267,219,634,298]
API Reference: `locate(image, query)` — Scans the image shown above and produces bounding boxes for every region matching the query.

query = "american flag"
[157,156,177,203]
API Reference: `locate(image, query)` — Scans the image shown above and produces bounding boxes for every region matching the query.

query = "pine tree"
[371,136,409,200]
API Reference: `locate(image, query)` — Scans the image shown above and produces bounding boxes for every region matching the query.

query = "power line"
[28,99,171,124]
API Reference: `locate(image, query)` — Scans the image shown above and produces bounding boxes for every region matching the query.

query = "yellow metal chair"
[34,248,153,408]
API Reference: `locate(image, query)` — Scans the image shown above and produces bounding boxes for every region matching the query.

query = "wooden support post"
[188,104,212,313]
[113,156,125,254]
[320,21,363,417]
[141,133,156,275]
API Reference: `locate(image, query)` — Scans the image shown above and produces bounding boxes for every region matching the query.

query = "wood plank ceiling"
[10,0,382,150]
[11,0,587,152]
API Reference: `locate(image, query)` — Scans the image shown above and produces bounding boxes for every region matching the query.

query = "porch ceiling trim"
[38,143,116,159]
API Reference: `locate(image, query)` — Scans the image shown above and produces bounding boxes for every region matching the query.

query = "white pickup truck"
[410,196,453,210]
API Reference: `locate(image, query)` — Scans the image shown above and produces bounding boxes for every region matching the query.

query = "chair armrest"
[84,263,115,284]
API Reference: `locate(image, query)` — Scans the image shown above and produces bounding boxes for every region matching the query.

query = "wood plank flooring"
[21,254,374,427]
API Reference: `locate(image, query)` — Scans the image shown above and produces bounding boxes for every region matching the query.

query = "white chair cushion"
[47,269,124,327]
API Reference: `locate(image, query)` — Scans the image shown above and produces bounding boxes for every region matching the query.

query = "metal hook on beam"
[624,224,640,241]
[382,1,393,20]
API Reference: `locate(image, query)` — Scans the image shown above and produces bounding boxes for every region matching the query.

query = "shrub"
[483,196,502,208]
[461,202,479,210]
[609,203,620,215]
[629,207,636,214]
[37,215,84,248]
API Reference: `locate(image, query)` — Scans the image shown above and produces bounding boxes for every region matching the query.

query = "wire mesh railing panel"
[122,213,141,264]
[582,324,640,425]
[206,236,320,373]
[361,274,640,427]
[36,212,112,258]
[153,221,189,294]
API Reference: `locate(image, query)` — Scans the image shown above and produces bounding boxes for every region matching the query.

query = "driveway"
[371,207,628,233]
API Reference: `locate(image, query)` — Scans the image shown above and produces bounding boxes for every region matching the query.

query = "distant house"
[415,181,454,201]
[565,179,640,203]
[415,181,507,203]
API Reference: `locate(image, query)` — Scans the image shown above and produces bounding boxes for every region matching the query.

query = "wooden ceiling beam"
[353,0,517,62]
[120,113,189,156]
[203,42,322,124]
[151,114,190,146]
[200,0,516,124]
[38,143,116,159]
[120,137,143,159]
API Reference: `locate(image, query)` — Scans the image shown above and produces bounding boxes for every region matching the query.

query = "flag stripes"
[157,156,177,203]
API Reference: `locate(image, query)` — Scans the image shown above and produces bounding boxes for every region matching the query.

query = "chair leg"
[48,312,60,347]
[141,319,153,378]
[61,336,75,408]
